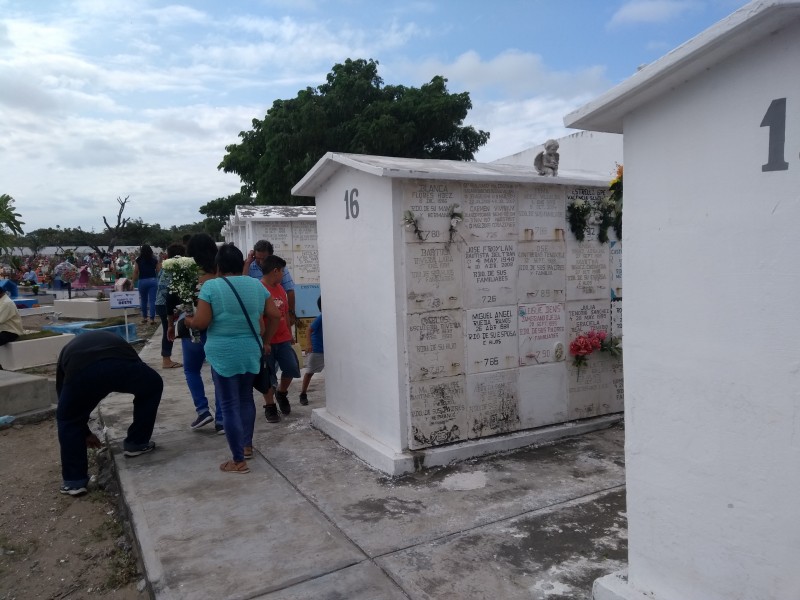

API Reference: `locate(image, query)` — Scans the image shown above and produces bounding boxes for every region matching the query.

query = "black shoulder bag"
[220,277,273,393]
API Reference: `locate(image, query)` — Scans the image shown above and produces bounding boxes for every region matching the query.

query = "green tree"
[0,194,25,253]
[219,58,489,205]
[198,192,251,234]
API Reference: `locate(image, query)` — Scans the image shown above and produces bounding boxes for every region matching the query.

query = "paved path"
[98,329,627,600]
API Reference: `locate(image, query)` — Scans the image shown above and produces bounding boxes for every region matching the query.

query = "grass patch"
[17,330,63,341]
[86,517,138,590]
[84,316,129,329]
[105,544,138,589]
[0,533,38,558]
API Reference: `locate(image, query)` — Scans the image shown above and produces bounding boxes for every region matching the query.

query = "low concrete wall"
[54,298,138,320]
[0,371,56,416]
[0,333,75,371]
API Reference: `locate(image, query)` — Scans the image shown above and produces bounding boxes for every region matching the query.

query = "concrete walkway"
[98,330,627,600]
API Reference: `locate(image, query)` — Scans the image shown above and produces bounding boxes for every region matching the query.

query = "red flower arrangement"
[569,330,607,378]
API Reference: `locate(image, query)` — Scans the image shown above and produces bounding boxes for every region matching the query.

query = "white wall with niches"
[294,153,623,474]
[224,205,321,318]
[566,2,800,599]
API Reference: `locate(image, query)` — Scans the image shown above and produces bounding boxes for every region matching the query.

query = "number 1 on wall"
[760,98,789,172]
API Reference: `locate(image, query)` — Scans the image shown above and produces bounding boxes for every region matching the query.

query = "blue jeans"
[211,370,256,463]
[181,333,222,425]
[57,358,162,487]
[138,277,157,319]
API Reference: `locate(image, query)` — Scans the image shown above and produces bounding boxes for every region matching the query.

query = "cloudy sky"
[1,0,744,233]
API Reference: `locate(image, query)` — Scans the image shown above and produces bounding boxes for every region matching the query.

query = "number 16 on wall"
[343,188,359,219]
[760,98,797,172]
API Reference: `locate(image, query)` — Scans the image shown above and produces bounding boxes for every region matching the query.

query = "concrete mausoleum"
[222,205,321,318]
[565,1,800,599]
[293,153,623,474]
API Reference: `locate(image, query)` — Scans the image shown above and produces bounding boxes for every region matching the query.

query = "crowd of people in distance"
[51,235,325,494]
[1,249,147,292]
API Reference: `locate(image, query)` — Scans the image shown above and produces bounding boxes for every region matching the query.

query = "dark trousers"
[0,331,19,346]
[57,358,163,486]
[155,304,174,358]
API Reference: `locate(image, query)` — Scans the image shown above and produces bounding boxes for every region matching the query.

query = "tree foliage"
[218,58,490,206]
[12,194,221,255]
[199,192,252,234]
[19,221,217,253]
[0,194,25,253]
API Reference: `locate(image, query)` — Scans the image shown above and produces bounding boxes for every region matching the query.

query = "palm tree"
[0,194,25,254]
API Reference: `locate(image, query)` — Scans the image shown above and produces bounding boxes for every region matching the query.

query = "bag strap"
[220,276,264,354]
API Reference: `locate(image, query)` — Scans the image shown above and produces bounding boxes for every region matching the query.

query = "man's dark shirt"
[56,331,140,394]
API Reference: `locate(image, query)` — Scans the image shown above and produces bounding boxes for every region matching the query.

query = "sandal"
[162,362,182,369]
[220,460,250,474]
[243,446,254,460]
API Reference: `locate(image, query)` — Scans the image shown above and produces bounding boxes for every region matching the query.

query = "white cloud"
[397,50,609,100]
[2,1,621,232]
[0,70,59,112]
[143,5,209,27]
[470,94,598,162]
[609,1,697,27]
[7,102,257,232]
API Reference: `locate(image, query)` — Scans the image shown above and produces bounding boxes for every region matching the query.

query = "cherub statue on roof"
[534,139,560,176]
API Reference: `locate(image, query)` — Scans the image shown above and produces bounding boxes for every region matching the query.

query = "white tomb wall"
[316,168,407,451]
[606,18,800,600]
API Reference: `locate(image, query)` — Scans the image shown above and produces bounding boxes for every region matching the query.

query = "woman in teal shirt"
[186,244,280,474]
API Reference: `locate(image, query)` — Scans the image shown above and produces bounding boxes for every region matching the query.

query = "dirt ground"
[0,315,161,600]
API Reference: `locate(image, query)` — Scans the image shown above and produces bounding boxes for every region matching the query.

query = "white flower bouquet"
[161,256,202,342]
[161,256,200,304]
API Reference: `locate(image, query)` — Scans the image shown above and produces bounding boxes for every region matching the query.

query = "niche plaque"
[518,184,566,241]
[402,181,461,242]
[291,221,319,284]
[465,306,518,374]
[409,376,468,450]
[407,310,464,381]
[517,240,566,303]
[518,363,568,428]
[461,182,517,241]
[567,300,612,339]
[466,368,520,439]
[405,244,462,313]
[463,242,517,308]
[610,299,623,339]
[252,222,292,266]
[518,303,566,366]
[566,241,609,300]
[609,241,622,300]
